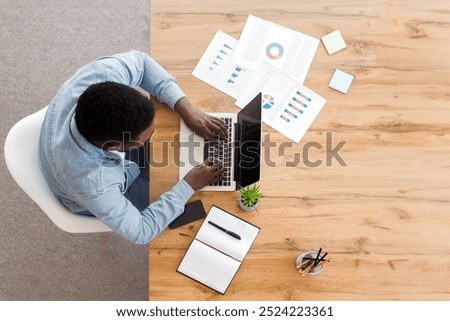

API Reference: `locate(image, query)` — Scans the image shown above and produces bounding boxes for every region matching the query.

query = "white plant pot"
[238,195,259,211]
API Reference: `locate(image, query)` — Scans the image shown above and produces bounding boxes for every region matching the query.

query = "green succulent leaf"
[239,184,263,207]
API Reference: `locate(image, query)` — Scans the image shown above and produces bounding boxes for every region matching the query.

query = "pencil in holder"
[295,250,326,276]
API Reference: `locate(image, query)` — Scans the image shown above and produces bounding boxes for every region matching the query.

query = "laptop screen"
[234,92,262,188]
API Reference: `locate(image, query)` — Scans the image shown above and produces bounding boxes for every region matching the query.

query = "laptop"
[179,93,262,191]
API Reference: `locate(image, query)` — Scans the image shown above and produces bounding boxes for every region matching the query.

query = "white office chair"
[4,106,112,233]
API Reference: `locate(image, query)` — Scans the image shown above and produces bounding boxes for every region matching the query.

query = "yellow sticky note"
[321,30,347,55]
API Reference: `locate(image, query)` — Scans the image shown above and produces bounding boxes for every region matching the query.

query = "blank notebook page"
[177,239,240,294]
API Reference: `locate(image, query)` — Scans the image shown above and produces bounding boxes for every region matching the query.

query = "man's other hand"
[174,97,227,140]
[183,159,225,191]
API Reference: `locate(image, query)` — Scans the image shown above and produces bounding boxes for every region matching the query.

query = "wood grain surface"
[149,0,450,300]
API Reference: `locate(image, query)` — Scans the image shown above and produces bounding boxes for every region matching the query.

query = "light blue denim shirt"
[39,51,194,244]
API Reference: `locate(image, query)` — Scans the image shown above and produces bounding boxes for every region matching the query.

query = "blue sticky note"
[329,69,354,94]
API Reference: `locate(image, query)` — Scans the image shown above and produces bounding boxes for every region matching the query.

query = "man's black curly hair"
[75,81,155,144]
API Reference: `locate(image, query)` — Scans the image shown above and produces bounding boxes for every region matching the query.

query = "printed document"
[192,30,255,99]
[233,15,319,83]
[236,62,326,143]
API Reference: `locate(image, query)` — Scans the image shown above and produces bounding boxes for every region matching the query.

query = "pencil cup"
[295,251,325,276]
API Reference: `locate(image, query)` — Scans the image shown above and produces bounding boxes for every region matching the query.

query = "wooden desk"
[149,0,450,300]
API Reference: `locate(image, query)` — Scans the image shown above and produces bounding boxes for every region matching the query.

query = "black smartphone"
[168,200,206,229]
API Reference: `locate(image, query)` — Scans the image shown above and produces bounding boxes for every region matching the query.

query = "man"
[39,50,226,244]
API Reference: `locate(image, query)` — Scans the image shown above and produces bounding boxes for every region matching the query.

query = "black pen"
[208,221,241,240]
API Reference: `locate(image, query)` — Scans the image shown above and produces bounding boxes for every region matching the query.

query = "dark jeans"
[124,141,149,211]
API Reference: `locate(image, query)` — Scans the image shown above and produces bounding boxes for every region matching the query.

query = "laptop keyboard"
[204,117,233,187]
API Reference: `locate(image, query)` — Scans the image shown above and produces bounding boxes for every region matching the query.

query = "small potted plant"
[238,184,263,211]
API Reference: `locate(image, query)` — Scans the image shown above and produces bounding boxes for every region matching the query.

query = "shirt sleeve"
[96,50,185,108]
[76,179,194,244]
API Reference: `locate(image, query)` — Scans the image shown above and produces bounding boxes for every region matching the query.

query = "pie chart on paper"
[262,94,275,109]
[266,42,284,60]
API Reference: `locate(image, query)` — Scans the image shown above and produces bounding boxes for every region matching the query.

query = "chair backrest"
[4,107,111,233]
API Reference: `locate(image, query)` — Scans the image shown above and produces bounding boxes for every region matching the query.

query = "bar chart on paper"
[281,90,312,122]
[236,62,326,143]
[228,66,243,85]
[192,30,255,99]
[273,87,324,141]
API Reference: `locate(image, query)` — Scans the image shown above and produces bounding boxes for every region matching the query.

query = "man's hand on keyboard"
[183,159,225,191]
[174,97,227,140]
[184,109,227,141]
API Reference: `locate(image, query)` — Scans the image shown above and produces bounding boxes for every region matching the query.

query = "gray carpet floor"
[0,0,150,300]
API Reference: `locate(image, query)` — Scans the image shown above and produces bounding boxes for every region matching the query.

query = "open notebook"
[177,206,260,294]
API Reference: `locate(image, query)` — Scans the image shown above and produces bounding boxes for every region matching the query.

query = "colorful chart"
[208,40,243,85]
[288,103,303,114]
[280,90,314,122]
[296,90,312,102]
[227,66,244,84]
[266,42,284,60]
[290,90,312,111]
[284,109,298,119]
[262,94,275,109]
[292,97,308,108]
[280,115,290,123]
[209,43,234,71]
